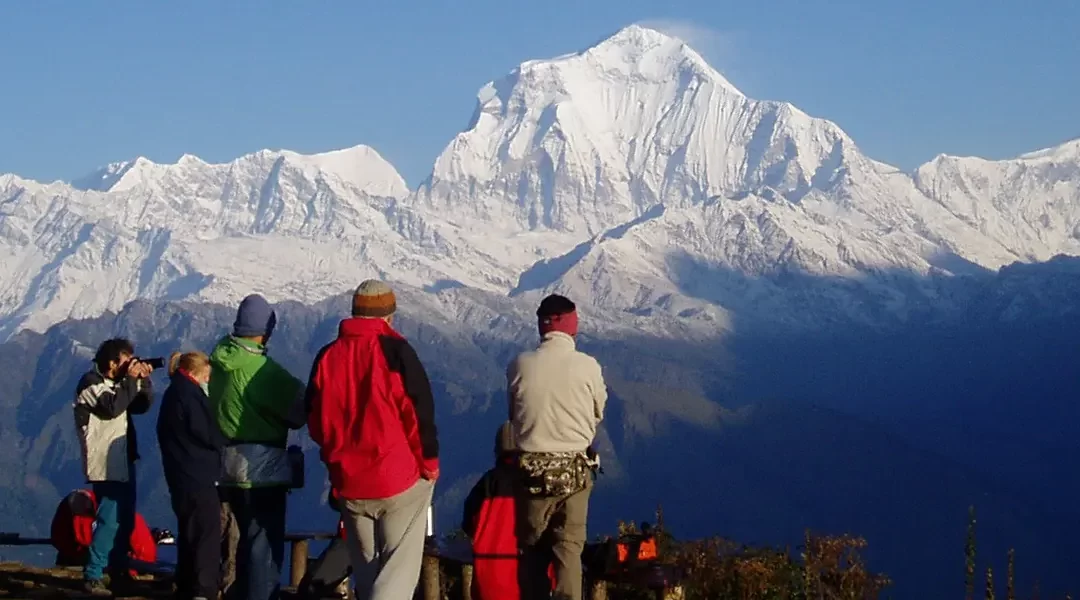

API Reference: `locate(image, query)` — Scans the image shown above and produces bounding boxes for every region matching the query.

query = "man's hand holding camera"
[125,359,153,380]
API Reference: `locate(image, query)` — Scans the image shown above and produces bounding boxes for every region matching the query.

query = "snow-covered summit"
[2,25,1080,340]
[416,24,841,236]
[1016,136,1080,161]
[408,25,1037,321]
[71,144,408,198]
[913,137,1080,261]
[577,25,741,95]
[0,143,445,337]
[72,159,143,191]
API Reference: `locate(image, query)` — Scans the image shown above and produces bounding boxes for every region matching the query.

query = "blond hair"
[168,351,211,377]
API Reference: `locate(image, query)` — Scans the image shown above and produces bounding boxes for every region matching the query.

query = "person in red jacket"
[461,423,555,600]
[51,489,157,572]
[306,280,439,600]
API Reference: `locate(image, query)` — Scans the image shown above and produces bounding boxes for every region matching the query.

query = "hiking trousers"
[518,478,593,600]
[221,487,287,600]
[340,478,433,600]
[169,485,222,600]
[86,478,137,581]
[220,492,239,598]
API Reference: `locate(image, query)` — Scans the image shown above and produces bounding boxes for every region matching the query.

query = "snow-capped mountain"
[0,144,535,338]
[2,25,1080,339]
[913,138,1080,260]
[410,24,1057,323]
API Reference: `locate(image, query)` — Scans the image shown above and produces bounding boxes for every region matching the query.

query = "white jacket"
[73,368,153,483]
[507,332,608,453]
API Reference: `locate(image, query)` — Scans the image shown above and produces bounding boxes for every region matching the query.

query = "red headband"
[539,310,578,337]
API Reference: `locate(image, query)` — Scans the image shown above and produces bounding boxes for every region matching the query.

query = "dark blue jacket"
[157,372,227,492]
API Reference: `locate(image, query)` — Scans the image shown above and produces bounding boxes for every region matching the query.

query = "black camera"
[133,357,166,370]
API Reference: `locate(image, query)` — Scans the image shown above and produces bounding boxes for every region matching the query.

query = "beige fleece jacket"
[507,332,608,453]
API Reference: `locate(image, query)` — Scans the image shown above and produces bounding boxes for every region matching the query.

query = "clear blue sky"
[2,0,1077,187]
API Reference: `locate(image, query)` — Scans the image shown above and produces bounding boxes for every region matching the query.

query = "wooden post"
[420,554,440,600]
[289,539,309,589]
[589,578,608,600]
[460,564,474,600]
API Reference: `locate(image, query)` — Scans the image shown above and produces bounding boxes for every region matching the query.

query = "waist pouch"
[518,451,592,497]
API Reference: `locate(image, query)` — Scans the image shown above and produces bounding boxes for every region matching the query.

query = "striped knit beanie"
[352,280,397,318]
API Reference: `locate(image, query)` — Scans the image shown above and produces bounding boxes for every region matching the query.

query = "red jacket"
[51,490,157,569]
[306,318,439,500]
[462,460,555,600]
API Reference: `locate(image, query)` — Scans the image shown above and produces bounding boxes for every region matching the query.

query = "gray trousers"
[519,479,593,600]
[340,479,433,600]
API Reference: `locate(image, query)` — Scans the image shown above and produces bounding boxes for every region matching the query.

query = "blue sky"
[2,0,1077,187]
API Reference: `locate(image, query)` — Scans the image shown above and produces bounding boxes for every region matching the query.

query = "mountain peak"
[67,145,408,198]
[281,144,409,198]
[597,24,678,47]
[422,21,849,236]
[1017,136,1080,161]
[71,158,152,192]
[575,24,740,94]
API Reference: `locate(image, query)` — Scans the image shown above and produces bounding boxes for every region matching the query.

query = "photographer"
[73,338,157,596]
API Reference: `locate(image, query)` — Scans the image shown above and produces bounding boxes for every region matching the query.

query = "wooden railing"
[413,538,685,600]
[2,532,686,600]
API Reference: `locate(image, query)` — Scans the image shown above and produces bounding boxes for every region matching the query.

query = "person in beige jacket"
[507,294,607,600]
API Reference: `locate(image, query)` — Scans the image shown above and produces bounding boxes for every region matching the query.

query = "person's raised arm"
[127,374,154,415]
[80,374,144,420]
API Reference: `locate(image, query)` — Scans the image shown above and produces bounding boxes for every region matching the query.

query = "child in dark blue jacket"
[158,351,227,600]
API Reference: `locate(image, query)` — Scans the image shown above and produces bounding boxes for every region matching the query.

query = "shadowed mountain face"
[2,261,1080,599]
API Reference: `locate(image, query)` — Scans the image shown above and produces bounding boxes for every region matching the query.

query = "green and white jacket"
[208,336,306,488]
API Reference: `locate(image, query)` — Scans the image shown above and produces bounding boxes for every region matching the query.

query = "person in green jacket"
[209,294,305,600]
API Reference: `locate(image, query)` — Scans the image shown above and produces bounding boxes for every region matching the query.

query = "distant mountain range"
[3,25,1080,339]
[2,24,1080,598]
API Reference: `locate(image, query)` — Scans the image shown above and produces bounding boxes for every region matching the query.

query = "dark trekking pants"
[170,485,222,600]
[222,487,287,600]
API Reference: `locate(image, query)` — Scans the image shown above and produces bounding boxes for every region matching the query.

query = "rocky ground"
[0,564,310,600]
[0,564,170,599]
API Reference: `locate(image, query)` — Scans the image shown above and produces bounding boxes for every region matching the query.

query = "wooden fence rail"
[2,532,685,600]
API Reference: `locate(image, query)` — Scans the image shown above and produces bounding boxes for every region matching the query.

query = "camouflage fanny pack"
[518,451,593,497]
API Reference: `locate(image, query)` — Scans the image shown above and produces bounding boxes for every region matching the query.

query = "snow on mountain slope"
[74,145,410,199]
[913,138,1080,261]
[3,25,1080,339]
[0,146,515,338]
[410,24,1036,322]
